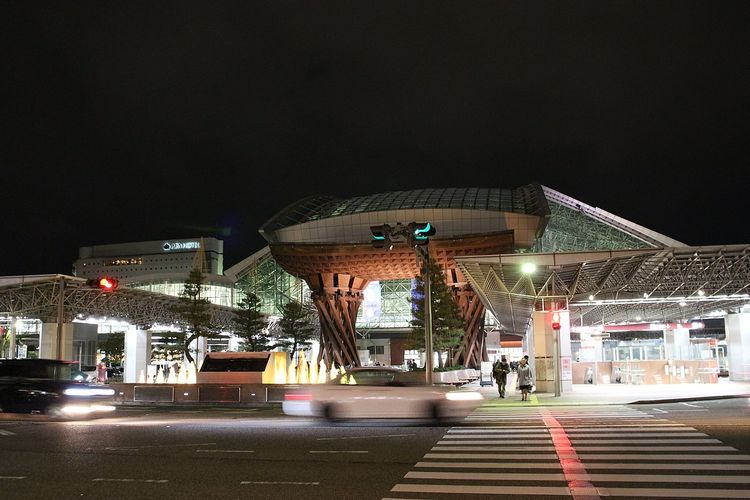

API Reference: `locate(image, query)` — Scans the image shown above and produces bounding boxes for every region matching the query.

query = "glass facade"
[535,201,653,252]
[358,279,414,329]
[232,251,310,316]
[130,280,234,307]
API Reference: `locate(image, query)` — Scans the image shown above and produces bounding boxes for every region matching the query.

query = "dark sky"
[2,1,749,276]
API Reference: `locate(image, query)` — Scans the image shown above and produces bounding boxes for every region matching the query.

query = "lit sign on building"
[162,241,201,252]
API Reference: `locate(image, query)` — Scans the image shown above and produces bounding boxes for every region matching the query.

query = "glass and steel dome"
[261,184,549,233]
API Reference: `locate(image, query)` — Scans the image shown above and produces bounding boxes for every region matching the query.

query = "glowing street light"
[521,262,536,274]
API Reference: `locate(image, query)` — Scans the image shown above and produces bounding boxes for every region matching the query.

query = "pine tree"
[171,268,221,367]
[232,289,272,351]
[98,331,125,363]
[408,260,465,369]
[275,301,316,356]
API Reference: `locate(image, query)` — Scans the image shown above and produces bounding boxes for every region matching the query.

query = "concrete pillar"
[725,313,750,381]
[8,318,17,359]
[40,323,75,360]
[664,328,690,360]
[531,310,572,394]
[124,328,151,383]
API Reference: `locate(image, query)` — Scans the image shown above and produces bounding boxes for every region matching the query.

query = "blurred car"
[0,359,116,418]
[283,366,482,421]
[106,363,124,378]
[72,365,97,383]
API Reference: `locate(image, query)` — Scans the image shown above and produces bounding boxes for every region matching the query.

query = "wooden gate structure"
[269,231,514,370]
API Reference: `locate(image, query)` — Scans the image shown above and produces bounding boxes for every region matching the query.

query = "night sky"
[2,2,749,276]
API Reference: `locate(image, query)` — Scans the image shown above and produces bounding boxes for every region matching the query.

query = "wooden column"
[451,285,488,369]
[308,273,368,370]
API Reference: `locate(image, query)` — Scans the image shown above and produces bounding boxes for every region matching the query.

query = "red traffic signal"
[551,311,561,330]
[88,277,118,291]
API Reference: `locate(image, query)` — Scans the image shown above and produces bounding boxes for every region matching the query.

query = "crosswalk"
[386,404,750,499]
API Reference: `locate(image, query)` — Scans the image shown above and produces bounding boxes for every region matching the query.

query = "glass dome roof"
[261,184,548,232]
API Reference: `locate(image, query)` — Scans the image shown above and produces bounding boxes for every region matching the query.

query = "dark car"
[106,364,124,378]
[0,359,116,418]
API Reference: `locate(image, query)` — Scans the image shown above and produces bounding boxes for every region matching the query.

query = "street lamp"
[521,262,537,274]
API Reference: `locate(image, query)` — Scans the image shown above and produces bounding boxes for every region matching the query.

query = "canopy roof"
[0,275,236,328]
[456,245,750,335]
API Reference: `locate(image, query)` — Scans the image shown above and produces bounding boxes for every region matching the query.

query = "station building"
[4,184,748,388]
[229,184,749,385]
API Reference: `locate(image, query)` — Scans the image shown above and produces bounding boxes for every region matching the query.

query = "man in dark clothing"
[492,356,511,398]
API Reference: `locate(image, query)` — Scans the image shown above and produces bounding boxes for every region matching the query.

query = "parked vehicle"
[0,359,116,418]
[283,366,482,422]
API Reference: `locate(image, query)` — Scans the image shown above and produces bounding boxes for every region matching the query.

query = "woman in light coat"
[516,357,534,401]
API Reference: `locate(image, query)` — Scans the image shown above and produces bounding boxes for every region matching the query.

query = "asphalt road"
[0,399,748,500]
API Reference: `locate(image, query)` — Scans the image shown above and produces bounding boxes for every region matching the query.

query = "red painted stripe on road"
[542,409,601,500]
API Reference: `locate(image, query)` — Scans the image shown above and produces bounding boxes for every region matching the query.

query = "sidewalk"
[475,378,750,406]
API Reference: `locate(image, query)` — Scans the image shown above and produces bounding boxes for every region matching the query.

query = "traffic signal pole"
[371,222,435,385]
[421,248,434,386]
[56,276,65,360]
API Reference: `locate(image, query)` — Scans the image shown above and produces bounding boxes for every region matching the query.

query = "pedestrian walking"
[516,357,534,401]
[492,356,511,398]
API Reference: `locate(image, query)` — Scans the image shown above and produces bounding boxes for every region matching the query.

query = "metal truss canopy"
[455,245,750,335]
[0,275,237,329]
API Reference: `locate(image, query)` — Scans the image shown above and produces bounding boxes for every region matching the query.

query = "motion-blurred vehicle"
[72,365,97,383]
[0,359,116,418]
[283,366,482,421]
[106,363,124,378]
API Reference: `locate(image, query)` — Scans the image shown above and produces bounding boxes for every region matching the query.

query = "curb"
[629,393,750,405]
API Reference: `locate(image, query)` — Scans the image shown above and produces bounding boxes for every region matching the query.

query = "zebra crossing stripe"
[569,439,722,444]
[582,463,750,470]
[437,440,553,445]
[392,484,572,496]
[406,471,567,481]
[415,461,562,469]
[579,453,750,460]
[600,488,750,498]
[424,452,559,459]
[574,445,737,451]
[415,461,750,471]
[432,446,557,451]
[408,471,750,485]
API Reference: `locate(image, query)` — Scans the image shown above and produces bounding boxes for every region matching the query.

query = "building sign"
[561,356,572,380]
[162,241,200,252]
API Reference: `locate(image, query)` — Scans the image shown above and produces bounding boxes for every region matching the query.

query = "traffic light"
[409,222,435,245]
[370,224,393,250]
[551,311,561,330]
[87,277,119,291]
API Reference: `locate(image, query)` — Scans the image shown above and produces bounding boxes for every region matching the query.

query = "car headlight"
[445,391,483,401]
[63,387,115,397]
